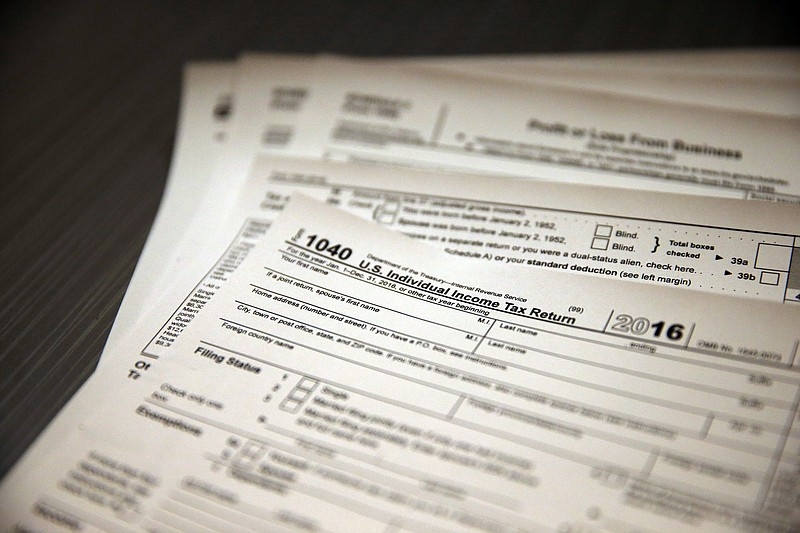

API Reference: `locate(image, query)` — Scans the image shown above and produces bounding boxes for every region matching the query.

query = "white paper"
[3,195,798,532]
[99,155,799,384]
[424,64,800,117]
[107,51,800,353]
[85,54,800,393]
[271,57,800,202]
[102,62,233,353]
[5,52,799,533]
[105,52,800,359]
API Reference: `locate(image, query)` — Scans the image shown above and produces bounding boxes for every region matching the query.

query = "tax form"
[158,154,800,369]
[227,56,800,203]
[97,53,775,364]
[105,53,800,361]
[97,154,800,381]
[4,52,799,533]
[2,195,797,532]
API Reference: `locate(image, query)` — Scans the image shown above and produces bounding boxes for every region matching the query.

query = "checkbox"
[376,212,396,224]
[280,398,302,413]
[595,224,613,237]
[297,378,317,392]
[755,243,791,272]
[592,237,609,250]
[760,272,780,286]
[289,389,309,402]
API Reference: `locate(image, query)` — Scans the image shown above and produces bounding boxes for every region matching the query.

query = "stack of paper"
[2,50,799,533]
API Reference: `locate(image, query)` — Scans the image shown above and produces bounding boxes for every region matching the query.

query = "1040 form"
[2,195,797,533]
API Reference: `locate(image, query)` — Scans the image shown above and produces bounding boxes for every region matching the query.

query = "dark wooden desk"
[1,0,797,480]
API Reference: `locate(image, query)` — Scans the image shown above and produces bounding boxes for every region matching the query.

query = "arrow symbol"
[724,270,733,276]
[715,255,723,260]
